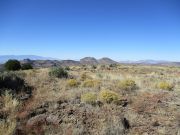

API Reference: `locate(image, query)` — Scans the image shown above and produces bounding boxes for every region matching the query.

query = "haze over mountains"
[0,55,180,67]
[0,55,56,63]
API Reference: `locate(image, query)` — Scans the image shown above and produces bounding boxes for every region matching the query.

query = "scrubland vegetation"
[0,62,180,135]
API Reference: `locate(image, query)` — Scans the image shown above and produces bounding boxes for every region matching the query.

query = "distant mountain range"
[0,55,56,63]
[120,60,170,64]
[119,60,180,66]
[20,57,118,68]
[0,55,179,67]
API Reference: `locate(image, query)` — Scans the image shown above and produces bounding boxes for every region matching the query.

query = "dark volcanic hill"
[80,57,99,65]
[98,57,118,65]
[22,57,119,68]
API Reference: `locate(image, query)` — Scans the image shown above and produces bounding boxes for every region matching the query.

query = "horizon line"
[0,54,180,62]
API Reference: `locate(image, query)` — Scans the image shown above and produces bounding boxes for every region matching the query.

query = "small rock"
[29,108,47,117]
[96,101,103,107]
[19,94,31,101]
[121,118,130,129]
[46,115,61,125]
[152,121,160,127]
[40,102,49,108]
[70,99,81,104]
[68,109,74,116]
[26,114,47,128]
[114,99,128,107]
[59,103,68,109]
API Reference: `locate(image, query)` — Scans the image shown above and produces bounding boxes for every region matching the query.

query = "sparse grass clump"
[117,79,137,91]
[66,79,79,88]
[80,72,92,81]
[49,67,68,78]
[99,89,119,103]
[157,81,174,91]
[82,79,101,88]
[2,91,19,112]
[0,91,19,135]
[0,119,17,135]
[81,92,97,104]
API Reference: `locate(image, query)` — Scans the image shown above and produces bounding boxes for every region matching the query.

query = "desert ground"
[0,64,180,135]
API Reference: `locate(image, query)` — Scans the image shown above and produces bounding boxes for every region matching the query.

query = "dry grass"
[0,91,19,135]
[81,92,97,104]
[2,91,19,112]
[82,79,101,88]
[99,89,120,103]
[66,79,80,88]
[1,64,179,135]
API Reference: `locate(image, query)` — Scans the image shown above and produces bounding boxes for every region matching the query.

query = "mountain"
[0,55,119,68]
[1,55,179,67]
[98,57,118,65]
[119,60,180,66]
[119,60,169,64]
[80,57,99,65]
[135,60,170,64]
[21,59,80,68]
[22,57,118,68]
[0,55,56,63]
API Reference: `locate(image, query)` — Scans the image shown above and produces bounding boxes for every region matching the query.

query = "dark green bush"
[0,72,31,95]
[21,63,33,70]
[65,66,70,71]
[49,67,68,78]
[4,60,21,71]
[92,65,97,69]
[109,64,117,68]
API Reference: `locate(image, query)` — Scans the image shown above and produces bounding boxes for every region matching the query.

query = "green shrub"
[21,63,33,70]
[99,89,119,103]
[92,65,97,69]
[0,72,29,95]
[157,81,174,91]
[117,79,137,91]
[109,64,117,68]
[81,92,97,104]
[4,60,21,71]
[66,79,79,87]
[49,67,68,78]
[65,66,70,71]
[82,79,101,88]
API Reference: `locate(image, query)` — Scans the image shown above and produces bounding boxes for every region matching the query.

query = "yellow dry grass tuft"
[117,79,137,91]
[2,91,19,112]
[66,79,79,88]
[99,89,119,103]
[81,92,97,104]
[157,81,174,91]
[0,91,19,135]
[82,79,101,88]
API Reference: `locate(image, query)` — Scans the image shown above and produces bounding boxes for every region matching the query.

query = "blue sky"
[0,0,180,61]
